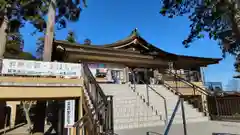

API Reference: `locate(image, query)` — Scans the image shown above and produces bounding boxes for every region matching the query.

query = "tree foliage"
[36,31,77,59]
[160,0,240,56]
[235,54,240,72]
[1,0,86,61]
[0,0,87,34]
[66,31,76,43]
[4,32,36,60]
[5,33,23,52]
[36,36,45,60]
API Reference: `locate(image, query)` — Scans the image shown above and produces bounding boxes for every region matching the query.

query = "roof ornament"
[131,28,140,37]
[84,38,91,45]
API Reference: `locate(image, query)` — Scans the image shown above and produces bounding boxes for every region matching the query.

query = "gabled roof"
[101,28,222,63]
[53,28,222,67]
[102,28,176,56]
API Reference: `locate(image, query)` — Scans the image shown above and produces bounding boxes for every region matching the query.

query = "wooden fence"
[207,95,240,121]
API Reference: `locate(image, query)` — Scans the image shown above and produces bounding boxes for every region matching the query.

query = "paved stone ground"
[5,120,240,135]
[115,121,240,135]
[4,124,51,135]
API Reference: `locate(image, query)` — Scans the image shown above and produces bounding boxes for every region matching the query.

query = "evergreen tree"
[1,1,87,135]
[36,31,76,60]
[0,0,87,32]
[160,0,240,72]
[66,31,76,43]
[4,33,35,60]
[4,19,35,60]
[36,36,45,60]
[160,0,240,56]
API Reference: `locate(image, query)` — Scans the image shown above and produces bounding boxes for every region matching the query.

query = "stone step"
[100,83,208,131]
[114,120,165,130]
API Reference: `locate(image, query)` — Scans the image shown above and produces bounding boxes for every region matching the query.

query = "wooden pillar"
[106,96,114,132]
[124,67,129,83]
[0,16,8,58]
[78,97,83,135]
[144,68,149,84]
[32,101,47,135]
[6,101,19,128]
[201,94,208,116]
[187,70,191,82]
[200,67,206,83]
[57,101,64,135]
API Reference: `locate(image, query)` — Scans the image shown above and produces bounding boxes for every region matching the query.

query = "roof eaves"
[177,54,222,62]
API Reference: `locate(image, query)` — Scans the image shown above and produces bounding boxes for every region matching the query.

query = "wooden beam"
[64,48,152,59]
[0,87,82,100]
[68,54,168,68]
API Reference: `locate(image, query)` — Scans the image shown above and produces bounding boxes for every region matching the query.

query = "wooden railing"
[73,63,114,135]
[163,71,212,115]
[165,71,211,95]
[165,70,202,82]
[207,95,240,121]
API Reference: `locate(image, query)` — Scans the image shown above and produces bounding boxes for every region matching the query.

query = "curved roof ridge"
[104,28,140,46]
[54,29,222,62]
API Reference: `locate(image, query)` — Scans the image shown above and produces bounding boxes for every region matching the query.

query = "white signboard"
[1,59,81,77]
[64,100,75,128]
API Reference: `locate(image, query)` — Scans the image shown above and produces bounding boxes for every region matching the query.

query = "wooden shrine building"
[51,29,221,85]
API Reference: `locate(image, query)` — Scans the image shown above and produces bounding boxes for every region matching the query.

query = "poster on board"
[64,100,75,128]
[88,63,114,82]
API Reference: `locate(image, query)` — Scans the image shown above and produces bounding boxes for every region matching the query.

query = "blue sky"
[20,0,236,88]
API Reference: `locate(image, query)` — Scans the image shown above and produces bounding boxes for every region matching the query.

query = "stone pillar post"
[0,16,8,58]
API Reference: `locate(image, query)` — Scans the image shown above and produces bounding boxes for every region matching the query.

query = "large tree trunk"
[32,101,46,135]
[22,101,33,133]
[0,16,7,58]
[43,0,56,61]
[33,0,57,134]
[24,108,32,133]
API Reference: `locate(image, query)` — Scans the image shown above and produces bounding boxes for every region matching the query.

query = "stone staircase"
[99,83,240,135]
[115,121,240,135]
[100,84,164,130]
[133,84,209,123]
[100,83,209,131]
